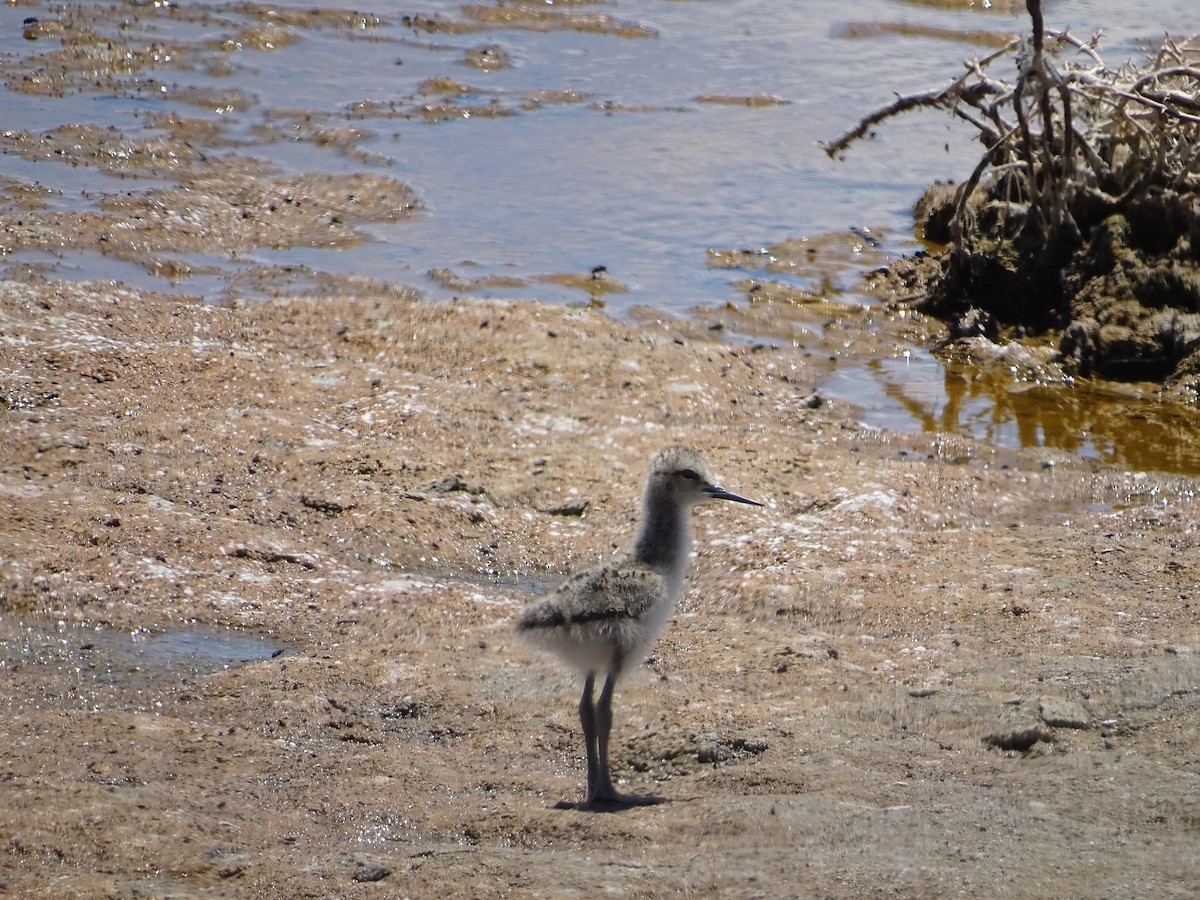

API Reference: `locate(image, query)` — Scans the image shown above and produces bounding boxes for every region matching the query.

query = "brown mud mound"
[830,7,1200,396]
[917,181,1200,390]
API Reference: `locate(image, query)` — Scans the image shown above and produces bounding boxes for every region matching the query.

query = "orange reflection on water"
[828,352,1200,476]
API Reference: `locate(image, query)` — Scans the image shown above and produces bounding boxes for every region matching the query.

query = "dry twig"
[824,0,1200,254]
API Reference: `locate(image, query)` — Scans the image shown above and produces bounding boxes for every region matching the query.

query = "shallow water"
[3,0,1190,309]
[2,0,1197,467]
[826,351,1200,474]
[0,620,287,708]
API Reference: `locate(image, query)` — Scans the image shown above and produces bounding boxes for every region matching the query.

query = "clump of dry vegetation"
[827,0,1200,386]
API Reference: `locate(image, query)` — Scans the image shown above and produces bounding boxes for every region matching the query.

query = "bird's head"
[648,446,763,509]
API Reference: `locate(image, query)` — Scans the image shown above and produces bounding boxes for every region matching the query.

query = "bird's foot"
[583,788,665,810]
[551,788,665,811]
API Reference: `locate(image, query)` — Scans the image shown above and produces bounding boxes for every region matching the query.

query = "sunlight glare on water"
[1,0,1196,466]
[5,0,1189,311]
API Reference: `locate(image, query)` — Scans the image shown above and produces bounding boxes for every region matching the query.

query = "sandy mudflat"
[1,278,1198,897]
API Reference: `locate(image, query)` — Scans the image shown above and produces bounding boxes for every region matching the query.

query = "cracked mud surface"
[2,279,1198,897]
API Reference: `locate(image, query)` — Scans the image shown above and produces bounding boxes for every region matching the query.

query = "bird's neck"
[633,489,691,585]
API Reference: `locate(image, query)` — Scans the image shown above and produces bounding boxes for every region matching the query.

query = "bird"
[516,446,763,807]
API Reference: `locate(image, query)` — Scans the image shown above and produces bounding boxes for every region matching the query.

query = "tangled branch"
[823,1,1200,255]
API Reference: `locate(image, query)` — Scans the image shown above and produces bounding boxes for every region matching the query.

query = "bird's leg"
[592,670,620,802]
[586,664,662,808]
[578,672,601,802]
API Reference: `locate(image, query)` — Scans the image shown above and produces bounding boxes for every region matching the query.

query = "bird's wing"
[518,561,665,632]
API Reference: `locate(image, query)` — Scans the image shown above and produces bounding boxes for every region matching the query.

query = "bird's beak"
[704,484,764,506]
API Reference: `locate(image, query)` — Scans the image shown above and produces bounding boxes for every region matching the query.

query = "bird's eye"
[678,468,700,480]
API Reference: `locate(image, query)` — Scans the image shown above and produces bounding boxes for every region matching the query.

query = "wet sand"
[2,278,1199,897]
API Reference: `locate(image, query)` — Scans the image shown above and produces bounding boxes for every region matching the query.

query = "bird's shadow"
[552,793,667,813]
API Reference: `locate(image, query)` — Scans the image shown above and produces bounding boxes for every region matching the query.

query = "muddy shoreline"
[2,278,1199,897]
[3,1,1200,895]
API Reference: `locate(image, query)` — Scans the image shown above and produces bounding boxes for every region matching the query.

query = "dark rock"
[544,500,589,517]
[300,493,355,515]
[696,741,731,765]
[733,736,769,754]
[982,725,1055,752]
[428,474,467,494]
[1038,696,1091,730]
[353,864,391,883]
